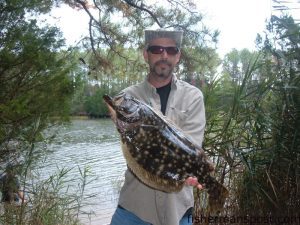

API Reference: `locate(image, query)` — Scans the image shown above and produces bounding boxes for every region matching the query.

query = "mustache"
[154,60,172,67]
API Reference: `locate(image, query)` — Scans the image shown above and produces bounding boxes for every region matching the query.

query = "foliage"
[0,1,83,223]
[70,47,145,117]
[222,48,261,84]
[196,15,300,221]
[83,86,111,117]
[0,0,75,163]
[236,14,300,217]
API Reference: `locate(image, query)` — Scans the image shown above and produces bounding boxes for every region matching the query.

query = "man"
[110,29,206,225]
[0,164,25,224]
[0,164,25,204]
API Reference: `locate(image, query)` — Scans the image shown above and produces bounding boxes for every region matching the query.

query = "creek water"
[37,119,126,225]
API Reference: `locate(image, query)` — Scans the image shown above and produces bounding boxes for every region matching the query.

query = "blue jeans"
[110,206,193,225]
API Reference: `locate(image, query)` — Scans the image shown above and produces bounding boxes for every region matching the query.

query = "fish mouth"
[103,95,114,109]
[103,95,117,124]
[103,94,130,133]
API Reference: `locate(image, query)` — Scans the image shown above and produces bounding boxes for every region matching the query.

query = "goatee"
[152,60,173,79]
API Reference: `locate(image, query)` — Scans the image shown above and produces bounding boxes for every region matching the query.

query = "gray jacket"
[118,75,206,225]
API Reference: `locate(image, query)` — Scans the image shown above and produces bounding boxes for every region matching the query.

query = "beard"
[150,59,174,79]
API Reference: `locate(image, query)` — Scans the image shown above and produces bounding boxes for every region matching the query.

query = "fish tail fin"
[206,181,229,213]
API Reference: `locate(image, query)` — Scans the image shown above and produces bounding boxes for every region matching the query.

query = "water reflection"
[38,119,126,225]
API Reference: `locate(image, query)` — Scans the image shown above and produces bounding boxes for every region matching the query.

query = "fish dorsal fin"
[144,102,199,150]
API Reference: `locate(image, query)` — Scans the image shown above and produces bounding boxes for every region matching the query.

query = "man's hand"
[185,177,203,189]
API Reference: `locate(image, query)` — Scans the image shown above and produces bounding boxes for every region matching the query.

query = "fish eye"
[119,99,139,114]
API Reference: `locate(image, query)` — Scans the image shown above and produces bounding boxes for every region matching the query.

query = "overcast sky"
[196,0,272,56]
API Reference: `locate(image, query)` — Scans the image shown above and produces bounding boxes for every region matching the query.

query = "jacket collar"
[143,74,178,94]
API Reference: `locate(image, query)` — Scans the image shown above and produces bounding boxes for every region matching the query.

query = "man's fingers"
[185,177,203,189]
[185,177,197,185]
[197,183,203,189]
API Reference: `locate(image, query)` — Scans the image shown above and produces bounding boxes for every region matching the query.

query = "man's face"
[143,38,181,80]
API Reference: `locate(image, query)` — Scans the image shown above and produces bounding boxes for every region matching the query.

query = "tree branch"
[122,0,163,28]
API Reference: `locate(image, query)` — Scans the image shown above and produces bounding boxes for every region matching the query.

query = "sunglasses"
[147,45,179,55]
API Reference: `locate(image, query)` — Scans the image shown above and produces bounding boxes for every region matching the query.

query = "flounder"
[103,93,228,212]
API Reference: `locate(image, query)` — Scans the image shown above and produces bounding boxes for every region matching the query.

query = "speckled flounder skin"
[103,93,229,212]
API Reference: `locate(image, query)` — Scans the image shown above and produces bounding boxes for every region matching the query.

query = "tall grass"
[0,164,95,225]
[194,15,299,224]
